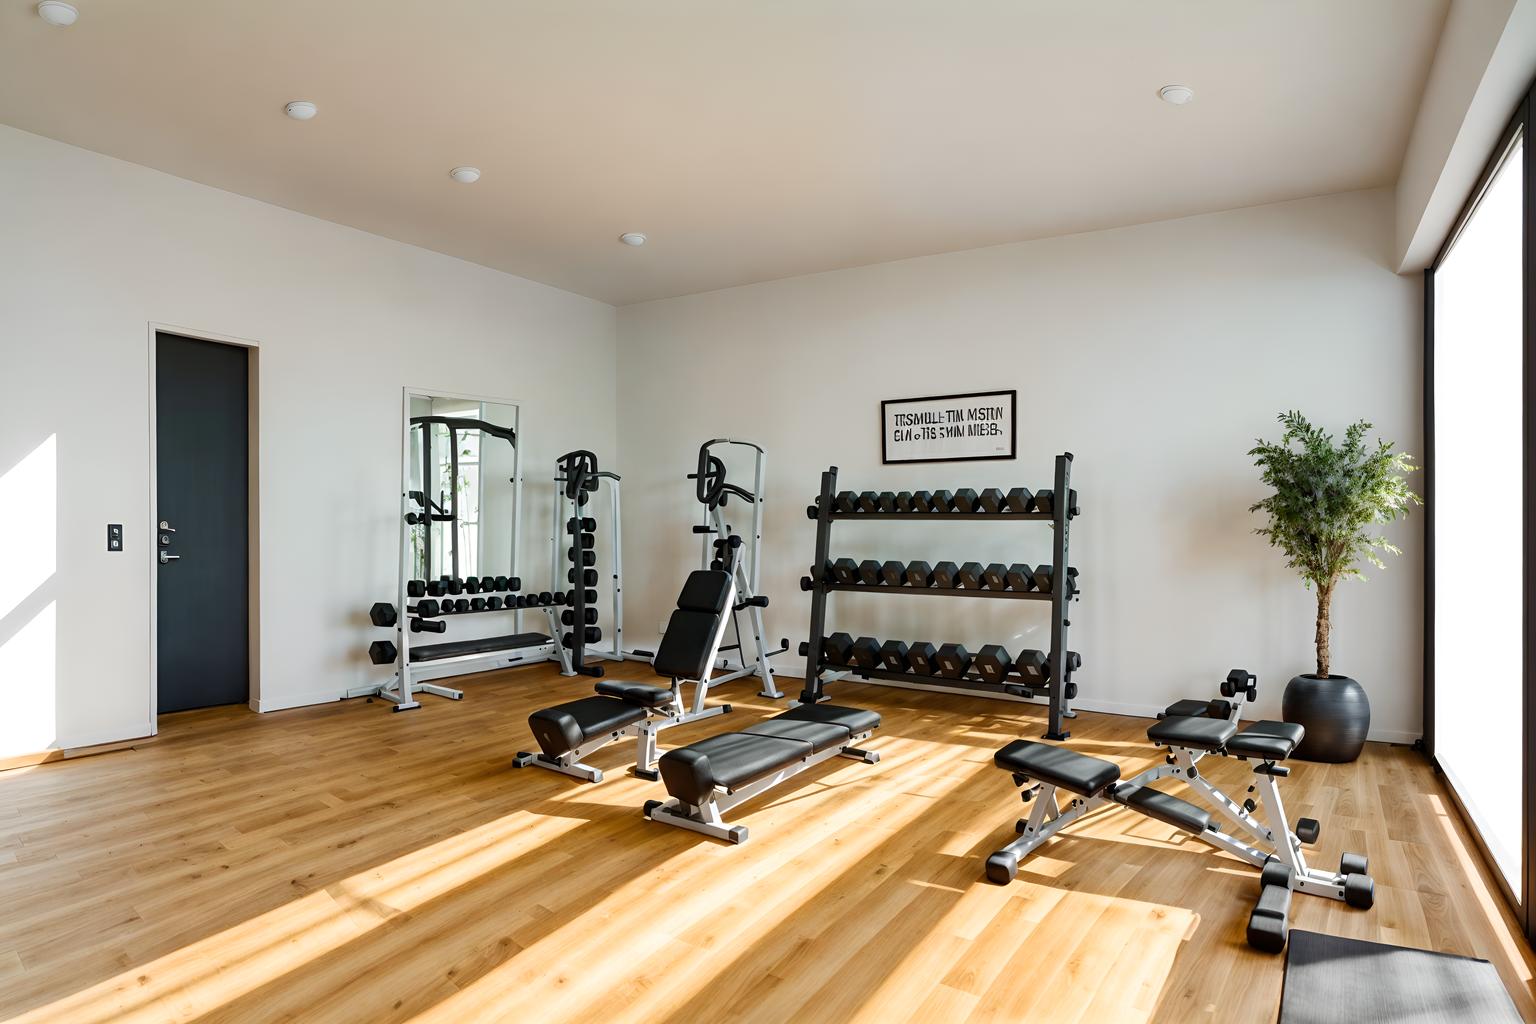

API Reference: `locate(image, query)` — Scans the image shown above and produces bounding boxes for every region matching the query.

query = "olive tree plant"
[1249,411,1420,678]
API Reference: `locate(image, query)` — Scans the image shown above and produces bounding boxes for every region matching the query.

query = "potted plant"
[1249,412,1420,762]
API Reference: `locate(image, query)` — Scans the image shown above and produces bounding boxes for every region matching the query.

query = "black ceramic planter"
[1282,674,1370,763]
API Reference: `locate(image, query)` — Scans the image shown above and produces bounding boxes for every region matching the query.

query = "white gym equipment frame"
[686,439,787,698]
[351,388,568,711]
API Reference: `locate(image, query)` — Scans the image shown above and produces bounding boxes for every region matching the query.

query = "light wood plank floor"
[2,665,1532,1023]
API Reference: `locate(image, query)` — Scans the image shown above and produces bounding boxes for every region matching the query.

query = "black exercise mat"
[1279,930,1521,1024]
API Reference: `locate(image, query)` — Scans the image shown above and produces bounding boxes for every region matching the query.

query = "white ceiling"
[0,1,1448,305]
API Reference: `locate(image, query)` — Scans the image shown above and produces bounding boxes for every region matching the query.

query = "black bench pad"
[1227,720,1305,761]
[528,696,648,758]
[775,703,881,734]
[1110,783,1213,834]
[659,732,810,806]
[1146,715,1237,752]
[594,680,675,708]
[994,740,1120,796]
[743,718,849,754]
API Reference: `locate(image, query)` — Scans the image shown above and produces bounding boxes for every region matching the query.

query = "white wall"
[616,188,1424,743]
[0,124,616,756]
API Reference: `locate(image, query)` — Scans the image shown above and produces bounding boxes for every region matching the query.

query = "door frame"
[146,322,261,730]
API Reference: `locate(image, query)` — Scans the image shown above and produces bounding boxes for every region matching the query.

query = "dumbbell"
[935,643,972,678]
[834,491,859,513]
[566,517,596,534]
[560,626,603,648]
[980,563,1010,590]
[929,489,955,513]
[822,632,854,666]
[956,562,986,589]
[572,531,595,550]
[368,640,398,665]
[411,618,447,634]
[894,491,916,513]
[470,597,487,611]
[974,644,1013,684]
[910,490,936,512]
[973,488,1009,513]
[426,578,449,597]
[880,560,907,587]
[554,591,569,605]
[538,592,555,606]
[1221,669,1258,701]
[410,599,441,618]
[877,491,899,512]
[907,641,939,675]
[856,491,881,513]
[858,560,884,586]
[931,561,961,588]
[1032,565,1079,594]
[486,596,504,610]
[569,548,597,566]
[951,488,980,513]
[1014,649,1049,684]
[879,640,910,672]
[1004,564,1035,591]
[369,602,397,628]
[407,579,427,598]
[905,561,935,587]
[447,577,464,595]
[464,576,481,594]
[454,598,470,614]
[569,568,599,587]
[1042,651,1083,681]
[1032,488,1079,516]
[849,636,882,669]
[832,558,861,584]
[562,606,600,626]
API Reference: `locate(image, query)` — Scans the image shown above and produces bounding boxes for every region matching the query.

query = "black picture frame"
[880,389,1017,464]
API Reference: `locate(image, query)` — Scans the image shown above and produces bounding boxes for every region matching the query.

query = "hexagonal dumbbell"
[822,632,855,666]
[832,558,861,584]
[880,560,908,587]
[905,561,935,587]
[369,602,398,628]
[1004,563,1036,591]
[858,559,884,586]
[856,491,881,513]
[911,490,936,512]
[835,491,859,513]
[877,491,899,512]
[972,487,1007,513]
[894,491,916,512]
[981,563,1010,590]
[879,640,910,672]
[952,488,979,513]
[974,644,1014,684]
[935,643,972,678]
[1014,648,1049,685]
[931,561,961,588]
[368,640,398,665]
[849,636,882,669]
[1032,488,1079,516]
[1032,564,1079,594]
[907,641,939,675]
[956,562,987,589]
[929,489,955,513]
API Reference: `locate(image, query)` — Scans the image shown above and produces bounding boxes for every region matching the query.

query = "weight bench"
[643,702,880,843]
[986,668,1374,953]
[513,568,737,783]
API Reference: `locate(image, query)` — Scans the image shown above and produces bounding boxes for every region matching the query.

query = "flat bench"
[644,703,880,843]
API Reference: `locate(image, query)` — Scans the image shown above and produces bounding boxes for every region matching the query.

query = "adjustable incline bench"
[643,702,881,844]
[514,567,737,783]
[986,669,1374,952]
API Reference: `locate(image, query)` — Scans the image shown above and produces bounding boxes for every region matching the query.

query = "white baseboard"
[253,689,343,713]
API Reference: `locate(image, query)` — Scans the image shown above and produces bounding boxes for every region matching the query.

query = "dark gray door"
[156,332,249,713]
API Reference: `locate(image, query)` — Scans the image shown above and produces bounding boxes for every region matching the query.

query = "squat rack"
[799,452,1079,739]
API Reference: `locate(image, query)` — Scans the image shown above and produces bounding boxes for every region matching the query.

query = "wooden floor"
[2,665,1533,1024]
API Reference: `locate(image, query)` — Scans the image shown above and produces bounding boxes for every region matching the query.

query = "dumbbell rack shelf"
[801,453,1079,740]
[821,583,1058,602]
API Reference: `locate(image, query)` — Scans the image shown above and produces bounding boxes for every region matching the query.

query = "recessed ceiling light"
[1159,84,1194,106]
[619,232,647,247]
[449,166,481,184]
[37,2,78,26]
[284,101,318,121]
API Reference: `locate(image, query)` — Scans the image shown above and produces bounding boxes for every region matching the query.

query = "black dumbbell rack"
[800,453,1079,740]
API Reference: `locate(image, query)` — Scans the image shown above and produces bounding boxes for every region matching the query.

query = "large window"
[1432,129,1526,893]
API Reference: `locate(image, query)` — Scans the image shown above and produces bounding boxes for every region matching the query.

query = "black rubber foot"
[723,703,734,713]
[1247,909,1288,953]
[1340,851,1369,876]
[633,767,659,781]
[1043,730,1071,741]
[512,752,536,768]
[1295,816,1321,844]
[642,799,662,818]
[1344,872,1375,909]
[985,852,1018,885]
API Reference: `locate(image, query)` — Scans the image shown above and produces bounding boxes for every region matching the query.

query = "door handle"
[159,551,180,564]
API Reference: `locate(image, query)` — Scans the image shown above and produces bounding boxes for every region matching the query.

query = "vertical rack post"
[800,466,839,704]
[1044,452,1074,740]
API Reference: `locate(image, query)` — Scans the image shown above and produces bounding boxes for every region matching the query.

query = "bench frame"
[644,727,878,844]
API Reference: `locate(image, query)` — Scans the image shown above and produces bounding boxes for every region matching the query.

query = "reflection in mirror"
[406,396,520,585]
